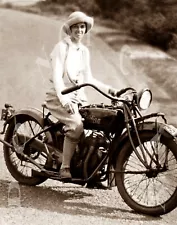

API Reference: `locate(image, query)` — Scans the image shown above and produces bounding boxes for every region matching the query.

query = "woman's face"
[70,22,86,42]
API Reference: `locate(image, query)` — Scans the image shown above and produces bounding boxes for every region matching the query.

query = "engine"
[71,130,111,180]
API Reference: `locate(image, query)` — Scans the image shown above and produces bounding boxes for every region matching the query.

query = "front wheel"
[115,131,177,216]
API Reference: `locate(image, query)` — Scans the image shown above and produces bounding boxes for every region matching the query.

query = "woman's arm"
[50,43,71,107]
[83,47,113,94]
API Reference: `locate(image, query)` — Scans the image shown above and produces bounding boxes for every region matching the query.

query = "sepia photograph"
[0,0,177,224]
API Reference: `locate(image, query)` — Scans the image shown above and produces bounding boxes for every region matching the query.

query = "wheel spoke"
[125,162,142,171]
[155,175,177,190]
[145,179,150,205]
[152,178,158,206]
[28,121,36,136]
[135,178,149,203]
[127,176,147,197]
[19,163,27,175]
[145,142,156,165]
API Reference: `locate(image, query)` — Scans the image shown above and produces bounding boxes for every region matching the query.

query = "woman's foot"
[59,168,72,180]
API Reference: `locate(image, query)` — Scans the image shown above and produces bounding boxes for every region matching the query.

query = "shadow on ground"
[0,179,162,221]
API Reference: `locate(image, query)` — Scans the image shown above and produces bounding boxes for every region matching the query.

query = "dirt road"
[0,8,177,224]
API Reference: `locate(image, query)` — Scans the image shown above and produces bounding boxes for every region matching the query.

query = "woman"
[45,11,117,181]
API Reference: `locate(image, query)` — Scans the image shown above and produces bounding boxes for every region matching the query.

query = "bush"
[131,11,177,50]
[45,0,100,15]
[64,3,81,14]
[1,3,13,9]
[78,0,101,15]
[96,0,133,12]
[36,1,64,14]
[96,0,150,15]
[131,17,146,39]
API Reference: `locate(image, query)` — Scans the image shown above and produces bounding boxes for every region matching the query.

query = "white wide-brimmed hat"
[62,11,94,35]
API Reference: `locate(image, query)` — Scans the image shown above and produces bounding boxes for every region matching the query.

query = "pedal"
[32,169,58,178]
[32,170,49,178]
[32,170,85,185]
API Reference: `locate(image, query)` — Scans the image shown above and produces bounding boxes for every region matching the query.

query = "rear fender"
[109,121,177,168]
[6,107,48,127]
[4,107,55,144]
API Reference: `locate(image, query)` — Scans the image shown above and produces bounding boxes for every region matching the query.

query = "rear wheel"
[115,131,177,216]
[4,115,49,186]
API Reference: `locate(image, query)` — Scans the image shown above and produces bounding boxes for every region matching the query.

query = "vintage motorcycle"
[1,83,177,216]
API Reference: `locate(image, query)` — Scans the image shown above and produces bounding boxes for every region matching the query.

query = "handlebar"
[62,85,80,95]
[61,83,135,101]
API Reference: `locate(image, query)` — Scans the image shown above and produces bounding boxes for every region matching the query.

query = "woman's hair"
[84,22,88,33]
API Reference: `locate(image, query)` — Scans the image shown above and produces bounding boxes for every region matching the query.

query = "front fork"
[127,111,168,169]
[108,112,169,183]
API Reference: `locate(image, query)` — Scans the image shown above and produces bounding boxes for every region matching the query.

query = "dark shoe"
[86,181,110,190]
[59,168,72,180]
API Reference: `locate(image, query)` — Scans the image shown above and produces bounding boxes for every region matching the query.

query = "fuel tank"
[79,104,124,133]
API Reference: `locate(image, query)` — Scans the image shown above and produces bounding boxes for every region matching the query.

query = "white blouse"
[49,36,110,106]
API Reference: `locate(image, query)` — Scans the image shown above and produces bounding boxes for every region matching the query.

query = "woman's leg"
[61,115,83,168]
[46,95,83,178]
[60,103,83,179]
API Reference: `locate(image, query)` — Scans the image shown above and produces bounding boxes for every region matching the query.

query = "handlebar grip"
[116,87,135,97]
[116,88,127,97]
[5,103,13,108]
[61,85,80,95]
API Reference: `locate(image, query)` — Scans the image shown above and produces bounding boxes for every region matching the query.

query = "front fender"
[109,121,177,167]
[137,121,177,139]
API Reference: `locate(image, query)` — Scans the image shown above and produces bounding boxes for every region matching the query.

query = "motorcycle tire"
[4,114,50,186]
[115,131,177,216]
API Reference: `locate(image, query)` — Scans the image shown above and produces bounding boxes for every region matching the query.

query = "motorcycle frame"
[0,105,169,185]
[0,85,172,185]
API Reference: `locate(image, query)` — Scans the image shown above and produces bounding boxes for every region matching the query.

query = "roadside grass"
[0,2,67,17]
[134,58,177,114]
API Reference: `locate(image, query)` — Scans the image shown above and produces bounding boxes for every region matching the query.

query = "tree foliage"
[45,0,177,50]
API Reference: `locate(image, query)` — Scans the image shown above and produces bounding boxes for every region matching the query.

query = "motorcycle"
[1,83,177,216]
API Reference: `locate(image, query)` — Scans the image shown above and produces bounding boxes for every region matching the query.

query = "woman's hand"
[64,102,75,114]
[108,88,118,97]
